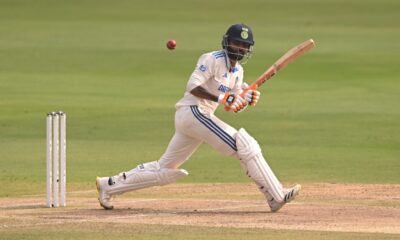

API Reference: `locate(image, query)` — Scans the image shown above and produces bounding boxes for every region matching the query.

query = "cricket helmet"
[222,23,255,63]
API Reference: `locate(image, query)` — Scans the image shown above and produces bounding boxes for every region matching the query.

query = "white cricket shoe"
[96,177,114,210]
[268,184,301,212]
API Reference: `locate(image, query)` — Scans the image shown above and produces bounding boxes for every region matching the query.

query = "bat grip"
[239,83,258,97]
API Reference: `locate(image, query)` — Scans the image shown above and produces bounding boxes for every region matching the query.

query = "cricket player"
[97,23,301,212]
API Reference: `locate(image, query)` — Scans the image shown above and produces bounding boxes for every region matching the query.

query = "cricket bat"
[246,39,315,91]
[225,39,315,111]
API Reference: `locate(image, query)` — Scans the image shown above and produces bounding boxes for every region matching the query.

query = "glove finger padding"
[231,95,247,113]
[244,90,261,106]
[235,102,248,113]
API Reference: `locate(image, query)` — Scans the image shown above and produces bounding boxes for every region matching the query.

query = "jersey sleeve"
[186,54,215,92]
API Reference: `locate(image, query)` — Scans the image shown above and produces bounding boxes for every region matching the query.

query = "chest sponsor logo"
[222,72,228,78]
[218,84,231,93]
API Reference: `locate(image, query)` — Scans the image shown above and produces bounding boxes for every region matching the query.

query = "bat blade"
[250,39,315,89]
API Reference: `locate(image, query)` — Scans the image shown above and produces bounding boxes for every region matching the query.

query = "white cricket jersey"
[175,50,244,115]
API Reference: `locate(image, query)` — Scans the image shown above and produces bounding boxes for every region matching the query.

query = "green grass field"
[1,0,399,239]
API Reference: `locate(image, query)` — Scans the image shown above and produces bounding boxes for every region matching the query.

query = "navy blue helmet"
[222,23,255,63]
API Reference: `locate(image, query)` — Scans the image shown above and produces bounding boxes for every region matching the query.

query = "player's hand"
[218,93,248,112]
[243,89,260,106]
[241,83,261,107]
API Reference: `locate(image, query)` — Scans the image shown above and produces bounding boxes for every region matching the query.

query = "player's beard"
[226,46,245,61]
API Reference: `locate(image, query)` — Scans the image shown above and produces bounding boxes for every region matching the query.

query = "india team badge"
[241,28,249,39]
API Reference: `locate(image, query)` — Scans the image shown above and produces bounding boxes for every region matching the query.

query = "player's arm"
[190,86,218,102]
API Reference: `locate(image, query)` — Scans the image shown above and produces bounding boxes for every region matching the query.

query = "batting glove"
[242,83,261,107]
[218,93,248,113]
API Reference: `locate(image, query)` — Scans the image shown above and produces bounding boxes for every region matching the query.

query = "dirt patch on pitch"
[0,183,399,234]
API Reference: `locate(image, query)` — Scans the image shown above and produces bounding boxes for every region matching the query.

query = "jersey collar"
[222,50,239,73]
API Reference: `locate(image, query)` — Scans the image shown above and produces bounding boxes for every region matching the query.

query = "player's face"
[226,39,252,62]
[229,40,251,54]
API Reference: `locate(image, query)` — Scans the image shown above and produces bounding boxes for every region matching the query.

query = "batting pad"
[107,161,188,195]
[236,128,285,202]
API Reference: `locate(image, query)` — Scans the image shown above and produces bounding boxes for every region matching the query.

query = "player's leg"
[235,128,301,211]
[158,132,202,169]
[96,107,203,209]
[189,109,287,202]
[97,130,202,210]
[187,107,300,211]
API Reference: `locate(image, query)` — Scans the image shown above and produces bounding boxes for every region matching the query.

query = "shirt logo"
[222,73,227,78]
[199,64,207,72]
[218,84,231,93]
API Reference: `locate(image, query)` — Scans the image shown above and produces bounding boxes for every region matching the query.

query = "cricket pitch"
[1,183,399,235]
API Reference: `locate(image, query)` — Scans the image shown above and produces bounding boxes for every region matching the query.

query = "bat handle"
[249,83,258,90]
[239,83,258,97]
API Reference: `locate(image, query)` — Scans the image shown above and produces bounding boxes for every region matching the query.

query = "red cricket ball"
[166,39,177,50]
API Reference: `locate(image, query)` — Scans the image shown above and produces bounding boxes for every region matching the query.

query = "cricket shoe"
[96,177,114,210]
[268,184,301,212]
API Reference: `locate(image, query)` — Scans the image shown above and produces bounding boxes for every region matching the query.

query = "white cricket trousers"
[158,106,238,169]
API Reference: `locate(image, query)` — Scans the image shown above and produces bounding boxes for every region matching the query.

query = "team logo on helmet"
[241,30,249,40]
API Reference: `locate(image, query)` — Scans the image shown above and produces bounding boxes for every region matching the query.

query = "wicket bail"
[46,111,66,208]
